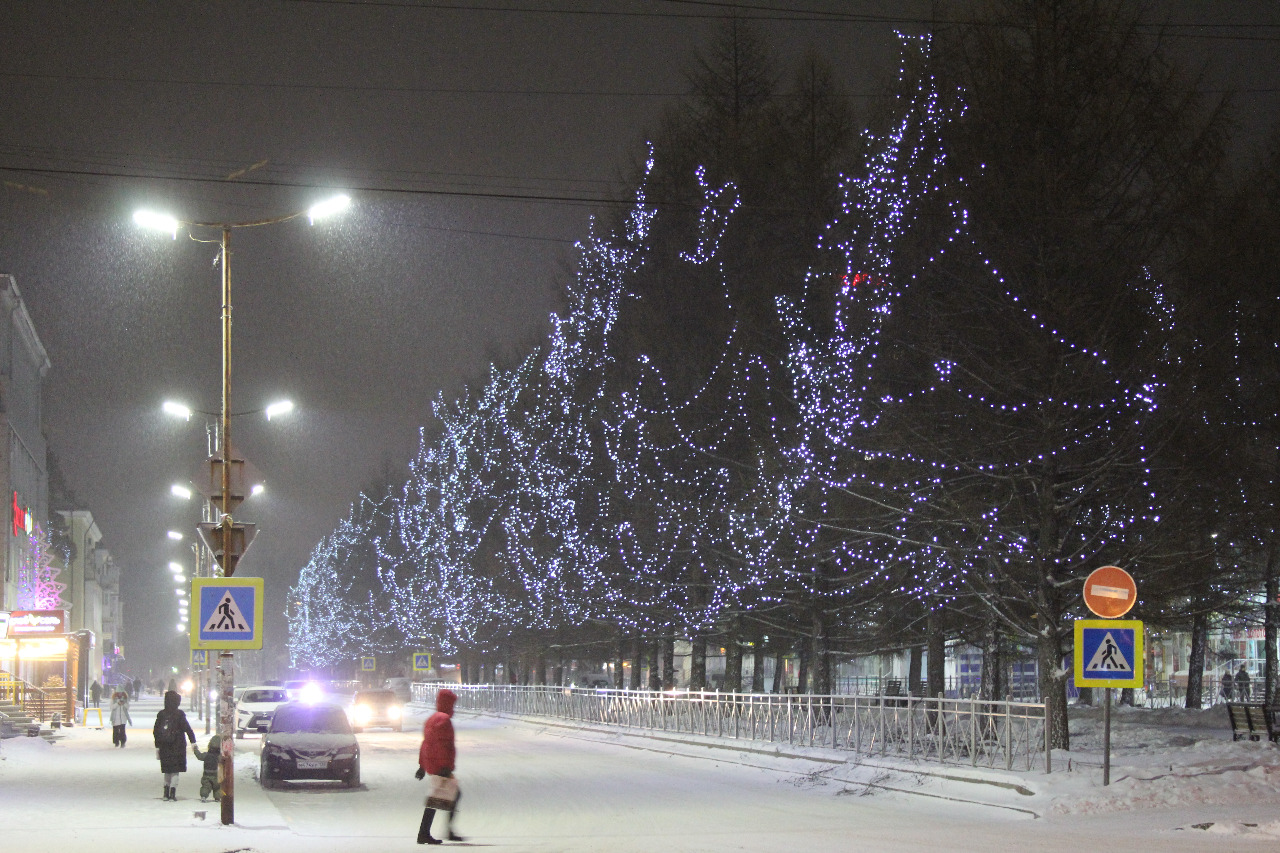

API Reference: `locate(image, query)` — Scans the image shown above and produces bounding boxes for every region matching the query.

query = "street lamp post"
[136,194,349,826]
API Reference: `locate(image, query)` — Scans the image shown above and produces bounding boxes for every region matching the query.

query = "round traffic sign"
[1083,565,1136,618]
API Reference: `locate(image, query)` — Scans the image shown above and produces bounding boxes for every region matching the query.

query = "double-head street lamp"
[135,192,349,825]
[136,194,347,577]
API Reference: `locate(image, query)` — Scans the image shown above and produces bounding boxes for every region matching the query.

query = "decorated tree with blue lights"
[910,0,1229,743]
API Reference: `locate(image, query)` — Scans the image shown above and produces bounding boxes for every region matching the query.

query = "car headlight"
[335,744,358,757]
[354,705,372,724]
[387,706,402,719]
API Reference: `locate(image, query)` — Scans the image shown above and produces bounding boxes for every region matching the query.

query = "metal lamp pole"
[135,195,350,826]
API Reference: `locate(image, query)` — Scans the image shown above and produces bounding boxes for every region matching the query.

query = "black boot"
[417,808,440,844]
[168,787,177,801]
[163,786,169,800]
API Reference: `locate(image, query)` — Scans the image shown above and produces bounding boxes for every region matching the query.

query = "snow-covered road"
[3,696,1279,852]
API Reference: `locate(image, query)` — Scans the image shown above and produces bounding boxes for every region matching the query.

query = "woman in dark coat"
[153,690,197,801]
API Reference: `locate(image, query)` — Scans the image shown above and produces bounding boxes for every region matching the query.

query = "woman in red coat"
[415,689,463,844]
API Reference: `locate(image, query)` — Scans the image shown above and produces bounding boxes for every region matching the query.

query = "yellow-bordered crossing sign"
[1074,619,1143,689]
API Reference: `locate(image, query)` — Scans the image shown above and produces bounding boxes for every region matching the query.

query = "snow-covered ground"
[2,695,1279,851]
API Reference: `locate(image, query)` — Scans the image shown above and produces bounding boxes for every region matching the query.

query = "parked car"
[234,686,290,738]
[259,702,360,789]
[347,688,403,732]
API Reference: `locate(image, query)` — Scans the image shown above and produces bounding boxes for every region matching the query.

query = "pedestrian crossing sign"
[361,657,376,672]
[190,577,264,650]
[191,649,208,667]
[1074,619,1143,689]
[413,652,432,672]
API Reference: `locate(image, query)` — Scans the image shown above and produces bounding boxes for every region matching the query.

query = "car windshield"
[271,705,352,734]
[243,689,288,703]
[354,690,397,705]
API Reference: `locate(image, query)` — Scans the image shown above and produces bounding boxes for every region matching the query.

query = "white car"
[235,686,290,737]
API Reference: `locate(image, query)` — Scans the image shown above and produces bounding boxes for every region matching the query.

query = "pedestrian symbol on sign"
[1085,632,1131,673]
[204,591,250,633]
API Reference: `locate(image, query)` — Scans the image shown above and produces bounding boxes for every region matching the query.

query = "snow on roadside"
[1032,703,1280,821]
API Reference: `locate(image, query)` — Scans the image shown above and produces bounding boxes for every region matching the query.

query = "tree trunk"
[751,640,765,693]
[536,654,547,686]
[649,640,662,690]
[980,619,1003,700]
[630,637,643,690]
[614,637,626,690]
[1186,611,1208,710]
[663,638,676,689]
[1037,627,1070,750]
[1077,686,1094,705]
[926,612,946,699]
[1119,687,1134,706]
[908,644,923,697]
[796,635,811,694]
[1266,542,1279,706]
[811,612,831,695]
[689,634,707,690]
[772,647,785,694]
[724,621,743,692]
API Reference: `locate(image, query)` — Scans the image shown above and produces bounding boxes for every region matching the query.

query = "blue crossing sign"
[190,577,264,650]
[413,652,432,672]
[361,656,376,672]
[191,649,208,667]
[1074,619,1143,689]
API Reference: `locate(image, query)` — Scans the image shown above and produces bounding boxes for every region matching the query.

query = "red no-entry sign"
[1083,565,1136,618]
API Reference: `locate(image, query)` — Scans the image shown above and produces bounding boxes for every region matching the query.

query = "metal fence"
[415,683,1050,774]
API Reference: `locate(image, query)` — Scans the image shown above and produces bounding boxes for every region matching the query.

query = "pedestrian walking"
[1220,671,1233,703]
[89,679,102,708]
[110,690,133,747]
[415,689,464,845]
[191,735,223,802]
[132,678,142,700]
[153,690,197,801]
[1236,665,1251,701]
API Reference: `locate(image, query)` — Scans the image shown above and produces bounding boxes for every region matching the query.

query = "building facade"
[0,274,51,613]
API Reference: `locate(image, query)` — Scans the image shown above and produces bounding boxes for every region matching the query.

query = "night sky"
[0,1,1275,676]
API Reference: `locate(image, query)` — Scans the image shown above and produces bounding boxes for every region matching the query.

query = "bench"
[1225,703,1280,743]
[882,679,906,707]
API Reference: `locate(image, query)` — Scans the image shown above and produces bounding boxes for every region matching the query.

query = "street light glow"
[307,194,350,225]
[251,483,265,497]
[162,400,192,420]
[171,484,192,500]
[134,209,180,238]
[167,530,184,540]
[169,561,184,572]
[264,399,294,420]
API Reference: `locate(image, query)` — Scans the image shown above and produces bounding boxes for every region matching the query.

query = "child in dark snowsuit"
[191,735,223,802]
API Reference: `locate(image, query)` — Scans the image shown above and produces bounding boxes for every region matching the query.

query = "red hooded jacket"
[418,689,456,776]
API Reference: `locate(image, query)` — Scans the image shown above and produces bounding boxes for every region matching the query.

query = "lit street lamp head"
[307,194,351,225]
[171,484,193,500]
[264,399,294,420]
[163,401,193,420]
[133,209,180,238]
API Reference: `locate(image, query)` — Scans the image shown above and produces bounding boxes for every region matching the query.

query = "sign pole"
[220,652,235,825]
[1103,687,1112,786]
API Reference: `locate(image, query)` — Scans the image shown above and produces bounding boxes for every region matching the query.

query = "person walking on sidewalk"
[89,680,102,708]
[110,690,133,747]
[153,690,197,801]
[415,689,465,845]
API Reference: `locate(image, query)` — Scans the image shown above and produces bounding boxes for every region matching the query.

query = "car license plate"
[296,758,329,769]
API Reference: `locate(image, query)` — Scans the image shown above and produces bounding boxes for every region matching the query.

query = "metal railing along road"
[415,683,1051,773]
